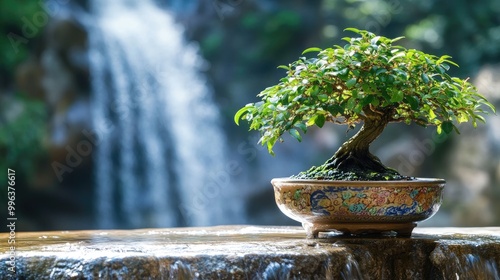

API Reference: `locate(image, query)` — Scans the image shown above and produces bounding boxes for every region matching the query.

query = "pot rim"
[271,177,445,186]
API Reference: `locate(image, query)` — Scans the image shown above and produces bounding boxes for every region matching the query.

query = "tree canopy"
[235,28,495,155]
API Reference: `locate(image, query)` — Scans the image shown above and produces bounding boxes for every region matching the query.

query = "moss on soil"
[291,164,415,181]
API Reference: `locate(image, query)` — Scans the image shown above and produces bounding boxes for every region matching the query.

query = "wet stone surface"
[1,226,499,279]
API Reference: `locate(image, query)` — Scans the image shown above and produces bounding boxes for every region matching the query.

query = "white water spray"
[86,0,241,228]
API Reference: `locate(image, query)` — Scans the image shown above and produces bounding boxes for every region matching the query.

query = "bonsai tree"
[235,28,495,180]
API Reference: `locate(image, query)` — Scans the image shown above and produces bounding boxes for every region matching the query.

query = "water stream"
[84,0,242,228]
[432,247,500,280]
[2,226,500,279]
[453,253,500,280]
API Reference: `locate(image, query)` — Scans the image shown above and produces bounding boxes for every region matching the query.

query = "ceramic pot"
[271,178,444,238]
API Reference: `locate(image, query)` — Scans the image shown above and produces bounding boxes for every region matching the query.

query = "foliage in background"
[0,0,47,202]
[404,0,500,75]
[0,96,47,200]
[0,0,43,86]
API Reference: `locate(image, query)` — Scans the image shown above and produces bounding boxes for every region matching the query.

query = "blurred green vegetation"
[403,0,500,75]
[0,0,47,199]
[0,0,44,86]
[0,96,47,177]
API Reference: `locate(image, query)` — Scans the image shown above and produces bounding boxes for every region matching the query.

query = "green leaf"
[289,129,302,142]
[302,47,322,55]
[376,68,387,75]
[442,121,453,134]
[443,59,459,67]
[346,78,357,88]
[421,73,430,84]
[268,96,279,104]
[267,141,275,156]
[295,123,307,133]
[475,114,486,123]
[306,85,319,97]
[404,96,419,110]
[480,99,497,114]
[435,65,445,74]
[361,83,371,93]
[292,95,303,102]
[381,92,391,102]
[457,113,469,123]
[344,27,361,34]
[277,65,290,71]
[370,36,381,45]
[391,36,405,43]
[315,114,326,128]
[306,115,317,126]
[429,109,437,120]
[437,55,452,64]
[393,69,408,80]
[346,98,357,110]
[328,104,343,116]
[390,91,404,103]
[354,103,363,114]
[360,95,374,107]
[338,68,349,77]
[318,94,329,101]
[388,52,405,62]
[234,106,249,125]
[436,124,442,134]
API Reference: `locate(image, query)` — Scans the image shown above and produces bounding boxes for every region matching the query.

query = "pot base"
[302,222,416,238]
[272,177,444,238]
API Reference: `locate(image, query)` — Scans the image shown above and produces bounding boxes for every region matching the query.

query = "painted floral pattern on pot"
[275,184,443,222]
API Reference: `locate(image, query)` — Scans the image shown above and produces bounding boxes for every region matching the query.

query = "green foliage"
[403,0,500,75]
[0,0,43,83]
[0,95,47,185]
[235,28,495,154]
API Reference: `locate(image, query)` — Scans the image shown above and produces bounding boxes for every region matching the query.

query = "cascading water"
[84,0,242,228]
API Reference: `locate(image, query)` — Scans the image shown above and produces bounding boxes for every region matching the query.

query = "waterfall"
[84,0,241,228]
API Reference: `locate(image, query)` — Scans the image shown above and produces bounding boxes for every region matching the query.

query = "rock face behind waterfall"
[86,0,242,228]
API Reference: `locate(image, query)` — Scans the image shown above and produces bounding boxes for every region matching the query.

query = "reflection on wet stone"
[1,226,499,279]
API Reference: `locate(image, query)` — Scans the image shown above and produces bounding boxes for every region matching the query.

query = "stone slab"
[1,226,499,279]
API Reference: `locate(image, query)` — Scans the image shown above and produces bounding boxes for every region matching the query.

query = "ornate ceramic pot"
[271,178,444,238]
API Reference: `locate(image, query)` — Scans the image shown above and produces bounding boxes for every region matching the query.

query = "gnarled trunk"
[293,107,407,180]
[325,116,393,173]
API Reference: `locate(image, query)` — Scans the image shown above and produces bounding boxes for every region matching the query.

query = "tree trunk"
[326,117,392,173]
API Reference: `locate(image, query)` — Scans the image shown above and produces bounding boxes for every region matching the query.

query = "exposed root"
[291,114,414,181]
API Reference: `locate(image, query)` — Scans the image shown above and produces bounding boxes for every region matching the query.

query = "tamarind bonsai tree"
[235,28,495,180]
